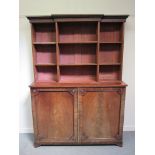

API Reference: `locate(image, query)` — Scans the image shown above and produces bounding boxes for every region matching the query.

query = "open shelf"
[33,23,56,42]
[34,44,56,64]
[60,66,97,83]
[100,22,123,42]
[60,63,97,66]
[36,66,57,82]
[99,65,120,81]
[99,63,121,66]
[58,22,97,42]
[35,63,56,66]
[33,42,56,45]
[58,41,97,44]
[59,44,97,65]
[30,19,126,83]
[99,44,121,64]
[100,42,122,44]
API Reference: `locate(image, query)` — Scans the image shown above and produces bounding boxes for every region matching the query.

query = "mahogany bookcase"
[27,15,128,147]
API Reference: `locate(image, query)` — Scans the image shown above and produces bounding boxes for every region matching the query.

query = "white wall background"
[19,0,135,133]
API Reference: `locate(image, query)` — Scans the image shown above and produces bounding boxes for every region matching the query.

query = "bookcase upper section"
[27,15,128,83]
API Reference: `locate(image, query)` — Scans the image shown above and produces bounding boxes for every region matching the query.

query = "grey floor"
[19,132,135,155]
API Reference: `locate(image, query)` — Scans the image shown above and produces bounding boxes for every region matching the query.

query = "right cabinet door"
[79,88,123,144]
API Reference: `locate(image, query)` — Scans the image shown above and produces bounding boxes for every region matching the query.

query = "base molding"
[33,140,123,147]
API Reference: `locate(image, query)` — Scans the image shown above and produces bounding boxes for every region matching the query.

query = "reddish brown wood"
[30,89,38,144]
[99,44,121,64]
[35,64,56,67]
[33,23,56,42]
[35,66,57,82]
[118,88,126,143]
[35,44,56,64]
[58,41,97,44]
[120,23,125,81]
[99,65,121,81]
[55,22,60,82]
[29,17,127,83]
[97,22,100,81]
[59,44,97,65]
[58,22,97,42]
[31,89,78,144]
[30,24,37,81]
[79,88,121,143]
[33,42,56,45]
[28,15,128,146]
[100,22,123,42]
[59,64,97,66]
[29,81,127,88]
[60,66,96,83]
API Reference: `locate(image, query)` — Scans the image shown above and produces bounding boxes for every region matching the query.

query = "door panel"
[79,88,121,142]
[34,89,77,143]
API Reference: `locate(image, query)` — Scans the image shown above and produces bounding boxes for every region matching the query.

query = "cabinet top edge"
[27,14,129,22]
[29,81,128,88]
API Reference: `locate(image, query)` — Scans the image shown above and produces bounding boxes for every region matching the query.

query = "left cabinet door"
[31,88,78,145]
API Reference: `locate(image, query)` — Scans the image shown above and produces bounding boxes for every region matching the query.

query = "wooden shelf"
[33,42,56,45]
[58,41,97,44]
[99,42,122,44]
[99,63,121,66]
[60,63,97,66]
[59,78,97,83]
[35,63,56,66]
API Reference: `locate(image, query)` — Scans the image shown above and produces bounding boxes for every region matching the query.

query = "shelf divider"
[120,22,125,81]
[97,21,100,82]
[55,22,60,82]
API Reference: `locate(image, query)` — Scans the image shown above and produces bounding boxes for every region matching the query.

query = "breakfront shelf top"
[27,14,129,22]
[27,14,129,18]
[28,15,128,85]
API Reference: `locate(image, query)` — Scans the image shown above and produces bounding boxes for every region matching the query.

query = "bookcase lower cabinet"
[30,87,126,147]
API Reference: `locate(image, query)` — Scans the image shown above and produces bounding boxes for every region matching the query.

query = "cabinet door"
[79,88,123,144]
[32,88,77,144]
